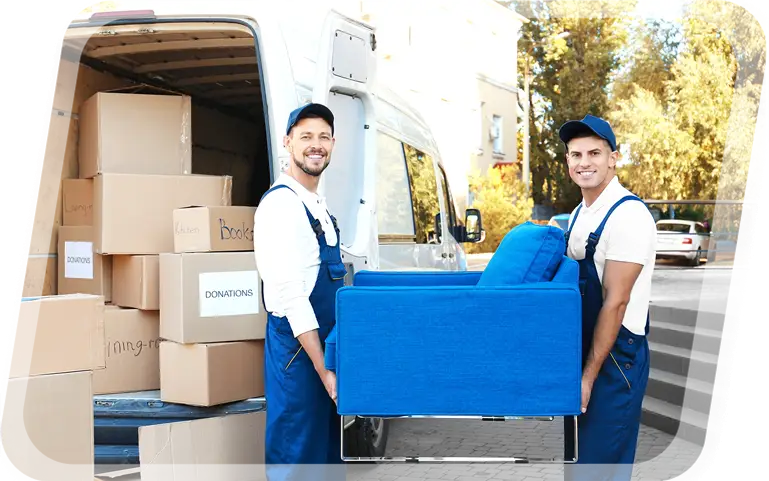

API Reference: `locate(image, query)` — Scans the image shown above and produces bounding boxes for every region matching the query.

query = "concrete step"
[648,342,718,383]
[645,368,713,415]
[649,305,725,331]
[648,320,723,355]
[641,397,708,445]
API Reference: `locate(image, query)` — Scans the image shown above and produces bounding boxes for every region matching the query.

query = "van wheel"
[344,417,389,461]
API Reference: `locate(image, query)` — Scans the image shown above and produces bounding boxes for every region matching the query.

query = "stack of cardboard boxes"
[3,294,105,481]
[159,205,266,406]
[10,60,268,479]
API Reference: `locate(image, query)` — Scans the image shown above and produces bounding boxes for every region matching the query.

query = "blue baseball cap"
[558,114,617,152]
[285,103,334,136]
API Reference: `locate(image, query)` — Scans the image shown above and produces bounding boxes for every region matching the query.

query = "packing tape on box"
[180,96,192,175]
[222,176,233,206]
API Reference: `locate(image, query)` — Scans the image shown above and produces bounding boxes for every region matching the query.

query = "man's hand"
[322,370,337,404]
[581,376,594,413]
[295,330,338,404]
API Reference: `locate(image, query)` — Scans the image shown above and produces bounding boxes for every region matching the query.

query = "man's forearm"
[583,300,628,382]
[297,329,328,376]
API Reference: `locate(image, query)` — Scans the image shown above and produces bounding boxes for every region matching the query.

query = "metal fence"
[644,199,769,288]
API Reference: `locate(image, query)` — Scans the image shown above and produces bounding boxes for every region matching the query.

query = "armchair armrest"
[334,283,582,418]
[353,270,483,287]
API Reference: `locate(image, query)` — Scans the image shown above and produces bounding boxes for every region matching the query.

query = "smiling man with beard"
[558,115,657,481]
[254,103,347,481]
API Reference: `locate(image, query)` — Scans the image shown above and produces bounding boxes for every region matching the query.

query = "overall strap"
[328,211,340,234]
[563,203,583,253]
[258,184,327,312]
[260,184,325,241]
[260,183,293,203]
[585,195,644,256]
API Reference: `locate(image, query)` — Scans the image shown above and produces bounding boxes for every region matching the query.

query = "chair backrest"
[477,222,566,286]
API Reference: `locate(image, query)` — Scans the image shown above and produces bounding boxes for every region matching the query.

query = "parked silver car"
[655,219,710,266]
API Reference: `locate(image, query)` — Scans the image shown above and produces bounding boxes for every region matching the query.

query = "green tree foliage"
[612,19,681,103]
[56,0,117,15]
[509,0,637,213]
[610,0,766,241]
[465,164,533,254]
[683,0,765,87]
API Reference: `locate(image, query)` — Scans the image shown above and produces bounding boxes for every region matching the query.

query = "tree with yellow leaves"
[608,0,763,232]
[465,163,533,254]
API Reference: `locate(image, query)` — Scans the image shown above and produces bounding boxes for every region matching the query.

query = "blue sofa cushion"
[478,222,566,286]
[552,256,579,284]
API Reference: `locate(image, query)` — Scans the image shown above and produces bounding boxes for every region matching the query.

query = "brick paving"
[343,418,702,481]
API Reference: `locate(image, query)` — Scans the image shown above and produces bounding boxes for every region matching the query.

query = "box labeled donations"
[159,252,266,344]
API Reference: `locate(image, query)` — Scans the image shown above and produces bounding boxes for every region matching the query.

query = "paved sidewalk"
[344,418,702,481]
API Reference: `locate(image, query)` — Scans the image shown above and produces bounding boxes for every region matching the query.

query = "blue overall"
[260,184,347,481]
[563,195,651,481]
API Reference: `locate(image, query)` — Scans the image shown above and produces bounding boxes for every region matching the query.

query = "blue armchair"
[326,222,583,419]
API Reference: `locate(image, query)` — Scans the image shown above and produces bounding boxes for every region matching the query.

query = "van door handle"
[441,253,448,258]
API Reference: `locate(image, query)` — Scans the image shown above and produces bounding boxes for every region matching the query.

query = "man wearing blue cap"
[254,103,346,480]
[558,115,656,480]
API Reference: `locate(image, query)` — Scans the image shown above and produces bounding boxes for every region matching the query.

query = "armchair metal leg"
[340,415,579,463]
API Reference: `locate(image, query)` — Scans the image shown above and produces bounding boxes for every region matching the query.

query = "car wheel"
[690,248,702,266]
[344,416,389,461]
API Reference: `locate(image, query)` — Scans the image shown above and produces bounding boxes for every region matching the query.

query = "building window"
[492,115,503,154]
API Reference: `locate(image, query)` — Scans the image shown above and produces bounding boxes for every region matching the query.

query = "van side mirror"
[465,208,484,243]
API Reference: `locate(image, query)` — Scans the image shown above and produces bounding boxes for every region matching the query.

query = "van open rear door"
[312,11,378,265]
[311,10,387,458]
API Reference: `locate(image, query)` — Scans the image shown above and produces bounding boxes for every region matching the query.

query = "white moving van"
[55,0,483,462]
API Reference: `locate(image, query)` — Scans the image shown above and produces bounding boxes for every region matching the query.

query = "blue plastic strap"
[3,297,41,305]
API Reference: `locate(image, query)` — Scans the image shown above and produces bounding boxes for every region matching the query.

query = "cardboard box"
[93,173,232,254]
[22,255,57,297]
[138,412,266,481]
[159,341,264,407]
[173,206,256,253]
[11,294,105,378]
[63,178,93,226]
[58,225,112,301]
[93,307,160,395]
[78,92,192,179]
[112,255,160,310]
[159,252,265,343]
[1,371,94,481]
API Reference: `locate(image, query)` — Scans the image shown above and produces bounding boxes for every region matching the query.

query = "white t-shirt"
[253,173,338,338]
[566,176,657,335]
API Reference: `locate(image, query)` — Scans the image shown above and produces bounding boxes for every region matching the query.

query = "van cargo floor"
[93,390,266,464]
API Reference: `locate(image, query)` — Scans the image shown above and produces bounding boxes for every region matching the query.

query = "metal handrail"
[644,199,769,289]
